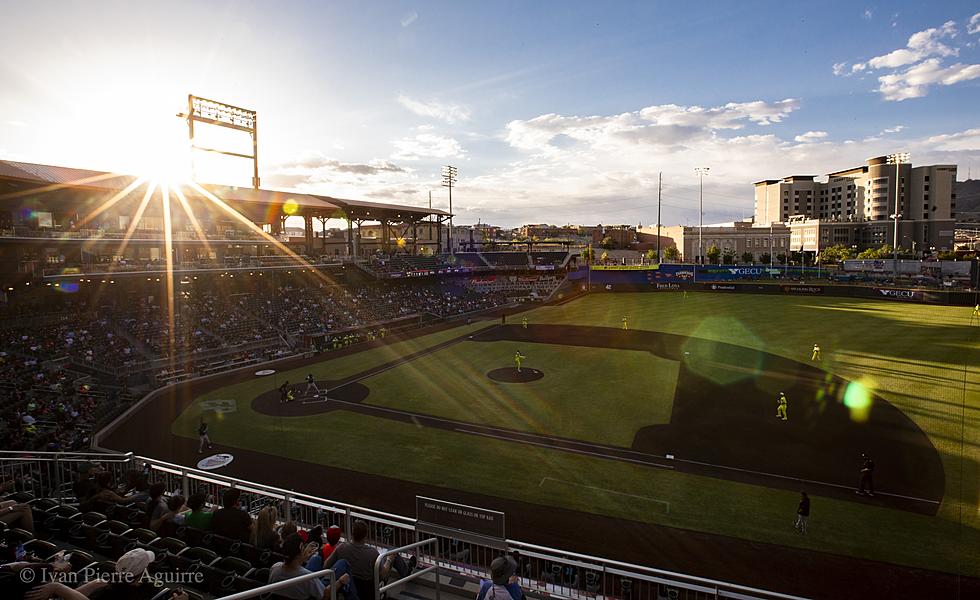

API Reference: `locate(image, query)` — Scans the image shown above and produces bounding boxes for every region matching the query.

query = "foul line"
[671,456,940,505]
[538,477,670,513]
[456,429,674,470]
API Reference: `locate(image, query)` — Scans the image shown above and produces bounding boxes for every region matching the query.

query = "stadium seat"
[201,556,252,595]
[4,527,34,546]
[149,536,187,555]
[152,589,204,600]
[166,546,217,574]
[23,538,58,558]
[205,532,240,556]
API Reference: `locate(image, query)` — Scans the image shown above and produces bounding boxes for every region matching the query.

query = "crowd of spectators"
[0,276,509,451]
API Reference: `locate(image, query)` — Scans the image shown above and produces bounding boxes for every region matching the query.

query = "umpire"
[856,453,875,496]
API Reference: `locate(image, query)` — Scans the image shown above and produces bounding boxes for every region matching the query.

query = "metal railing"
[217,568,337,600]
[375,538,440,600]
[0,451,810,600]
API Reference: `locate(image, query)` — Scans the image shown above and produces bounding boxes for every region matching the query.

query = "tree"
[664,246,681,262]
[856,244,892,260]
[741,252,754,264]
[706,245,721,265]
[760,252,772,265]
[937,250,958,260]
[819,244,855,265]
[722,249,736,265]
[599,236,615,250]
[776,253,787,265]
[645,249,658,263]
[580,246,595,263]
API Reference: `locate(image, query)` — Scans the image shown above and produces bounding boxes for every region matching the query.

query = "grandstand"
[1,159,978,600]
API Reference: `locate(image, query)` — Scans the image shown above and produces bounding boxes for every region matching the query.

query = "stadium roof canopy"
[0,159,449,222]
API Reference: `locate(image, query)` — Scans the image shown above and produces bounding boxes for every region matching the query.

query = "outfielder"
[198,419,213,454]
[621,316,628,330]
[522,316,528,329]
[811,343,821,361]
[776,392,788,421]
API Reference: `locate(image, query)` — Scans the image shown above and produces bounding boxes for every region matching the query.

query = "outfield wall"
[567,267,976,305]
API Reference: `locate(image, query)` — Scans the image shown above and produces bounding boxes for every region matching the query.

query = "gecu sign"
[728,268,764,275]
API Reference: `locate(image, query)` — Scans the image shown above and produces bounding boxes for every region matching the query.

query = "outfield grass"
[360,340,678,446]
[173,293,980,577]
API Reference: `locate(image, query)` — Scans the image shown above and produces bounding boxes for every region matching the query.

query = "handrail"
[0,450,807,599]
[215,568,336,600]
[374,538,439,598]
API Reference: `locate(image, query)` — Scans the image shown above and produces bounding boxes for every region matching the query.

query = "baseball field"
[105,291,980,591]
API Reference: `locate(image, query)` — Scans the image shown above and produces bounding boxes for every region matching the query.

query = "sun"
[132,143,193,187]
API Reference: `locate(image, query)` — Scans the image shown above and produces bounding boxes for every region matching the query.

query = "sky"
[1,0,979,228]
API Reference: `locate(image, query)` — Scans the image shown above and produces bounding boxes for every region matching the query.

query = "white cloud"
[397,95,471,124]
[400,12,418,27]
[391,134,465,160]
[969,12,980,35]
[852,21,957,72]
[923,128,980,151]
[794,130,828,143]
[4,120,28,127]
[863,9,873,20]
[834,19,980,100]
[881,125,905,134]
[505,99,800,152]
[878,58,980,100]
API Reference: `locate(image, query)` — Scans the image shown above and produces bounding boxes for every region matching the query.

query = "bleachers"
[480,252,531,267]
[0,452,802,600]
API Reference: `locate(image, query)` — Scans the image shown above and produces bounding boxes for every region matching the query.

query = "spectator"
[151,495,186,537]
[143,482,167,528]
[320,525,343,561]
[269,533,351,600]
[24,548,186,600]
[253,506,282,552]
[477,555,525,600]
[183,492,213,530]
[324,519,416,600]
[212,487,252,542]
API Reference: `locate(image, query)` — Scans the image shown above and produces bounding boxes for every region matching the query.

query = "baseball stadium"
[3,4,980,600]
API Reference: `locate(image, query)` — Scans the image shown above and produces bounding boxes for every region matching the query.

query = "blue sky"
[1,0,978,227]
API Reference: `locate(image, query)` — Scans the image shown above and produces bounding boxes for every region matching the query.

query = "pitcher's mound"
[487,368,544,383]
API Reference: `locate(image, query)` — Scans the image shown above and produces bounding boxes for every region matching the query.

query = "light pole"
[442,165,458,255]
[695,167,710,265]
[886,152,909,278]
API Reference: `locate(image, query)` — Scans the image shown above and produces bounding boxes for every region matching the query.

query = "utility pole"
[428,191,433,245]
[656,172,662,262]
[442,165,458,255]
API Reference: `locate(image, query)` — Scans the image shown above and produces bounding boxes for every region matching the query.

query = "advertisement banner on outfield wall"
[874,288,923,301]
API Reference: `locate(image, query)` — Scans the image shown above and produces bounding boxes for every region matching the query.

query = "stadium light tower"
[695,167,710,264]
[178,95,260,189]
[442,165,458,255]
[887,152,909,277]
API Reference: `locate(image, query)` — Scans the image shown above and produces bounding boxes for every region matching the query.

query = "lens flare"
[843,379,874,422]
[283,198,300,215]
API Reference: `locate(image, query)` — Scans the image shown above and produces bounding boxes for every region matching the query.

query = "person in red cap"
[322,525,343,560]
